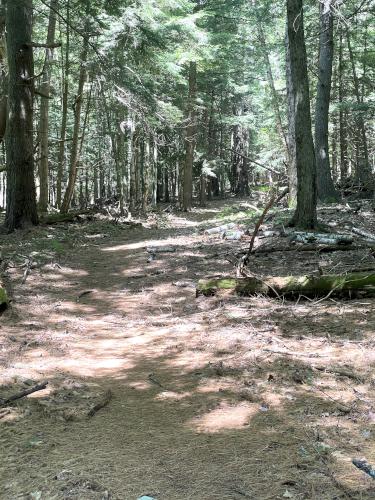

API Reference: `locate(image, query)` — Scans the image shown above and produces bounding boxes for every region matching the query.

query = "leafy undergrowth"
[0,195,375,499]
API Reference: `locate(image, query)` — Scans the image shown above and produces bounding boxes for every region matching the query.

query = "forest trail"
[1,197,375,499]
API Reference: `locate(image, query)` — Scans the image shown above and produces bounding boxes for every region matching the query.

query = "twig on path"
[262,348,328,358]
[87,389,112,417]
[148,373,164,388]
[76,290,94,302]
[0,381,48,407]
[228,486,253,498]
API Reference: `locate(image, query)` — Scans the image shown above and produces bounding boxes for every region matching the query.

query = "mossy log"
[40,210,93,225]
[0,283,8,309]
[196,272,375,298]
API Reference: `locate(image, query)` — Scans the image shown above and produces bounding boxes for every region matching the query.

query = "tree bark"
[338,31,348,183]
[285,26,297,205]
[286,0,317,229]
[5,0,38,231]
[315,0,339,202]
[38,0,58,213]
[60,23,89,213]
[257,19,289,157]
[183,61,197,211]
[56,0,70,208]
[346,29,370,186]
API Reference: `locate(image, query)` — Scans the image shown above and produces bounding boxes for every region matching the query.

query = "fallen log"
[204,223,236,235]
[289,232,353,245]
[196,272,375,298]
[352,227,375,241]
[40,210,94,225]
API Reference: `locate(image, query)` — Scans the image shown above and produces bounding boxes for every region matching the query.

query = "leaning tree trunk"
[315,0,339,202]
[5,0,38,231]
[60,25,89,213]
[38,0,58,213]
[183,61,197,211]
[286,0,317,229]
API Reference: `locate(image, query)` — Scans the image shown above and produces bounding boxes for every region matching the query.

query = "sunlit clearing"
[155,391,191,401]
[188,401,258,433]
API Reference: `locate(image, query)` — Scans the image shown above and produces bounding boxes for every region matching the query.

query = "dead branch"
[239,188,289,274]
[87,389,112,417]
[0,381,48,407]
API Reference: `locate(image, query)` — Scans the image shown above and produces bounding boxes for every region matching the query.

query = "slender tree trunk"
[346,29,370,186]
[315,0,338,202]
[60,25,89,213]
[142,137,150,212]
[183,61,197,211]
[257,19,289,157]
[5,0,38,231]
[129,129,137,212]
[287,0,317,229]
[285,27,297,205]
[0,1,7,143]
[38,0,58,213]
[56,0,70,208]
[338,31,348,183]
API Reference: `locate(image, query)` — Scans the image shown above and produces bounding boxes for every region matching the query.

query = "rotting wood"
[289,232,353,244]
[146,246,176,253]
[0,381,48,407]
[87,389,112,417]
[40,209,94,225]
[196,272,375,298]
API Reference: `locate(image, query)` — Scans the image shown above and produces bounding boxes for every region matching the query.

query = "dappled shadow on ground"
[1,197,375,499]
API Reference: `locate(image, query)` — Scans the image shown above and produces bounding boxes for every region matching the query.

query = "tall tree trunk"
[56,0,70,208]
[183,61,197,211]
[60,24,89,213]
[257,19,289,157]
[338,31,348,183]
[286,0,317,229]
[346,29,370,187]
[38,0,58,213]
[142,137,150,212]
[285,27,297,205]
[5,0,38,231]
[0,1,7,143]
[315,0,339,202]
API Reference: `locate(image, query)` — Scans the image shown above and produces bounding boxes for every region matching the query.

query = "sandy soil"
[0,197,375,499]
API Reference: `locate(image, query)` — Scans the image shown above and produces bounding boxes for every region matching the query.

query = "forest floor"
[1,194,375,500]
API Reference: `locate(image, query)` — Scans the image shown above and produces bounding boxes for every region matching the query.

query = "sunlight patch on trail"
[188,401,258,433]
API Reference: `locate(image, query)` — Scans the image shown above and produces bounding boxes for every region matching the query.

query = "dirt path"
[1,199,375,499]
